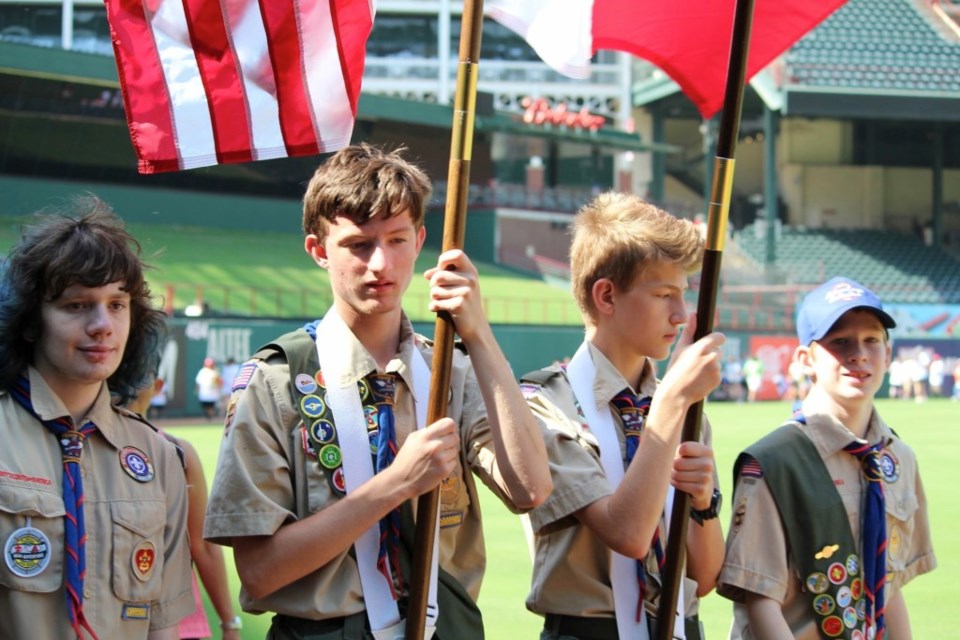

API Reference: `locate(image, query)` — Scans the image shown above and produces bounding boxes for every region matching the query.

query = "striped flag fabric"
[486,0,847,118]
[105,0,375,174]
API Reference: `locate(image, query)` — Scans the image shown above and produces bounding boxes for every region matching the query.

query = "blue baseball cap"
[796,277,896,345]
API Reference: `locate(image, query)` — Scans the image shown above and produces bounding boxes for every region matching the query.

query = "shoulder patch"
[231,362,258,392]
[739,455,764,479]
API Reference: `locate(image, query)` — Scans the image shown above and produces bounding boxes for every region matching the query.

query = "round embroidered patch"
[852,630,864,640]
[319,444,342,469]
[843,607,858,629]
[846,554,859,577]
[813,594,835,616]
[300,394,325,419]
[132,541,156,582]
[879,451,900,483]
[5,526,51,577]
[836,586,852,608]
[119,446,155,482]
[333,467,346,493]
[310,419,336,445]
[295,373,318,395]
[357,379,371,402]
[822,615,844,637]
[856,598,867,620]
[807,572,829,594]
[828,562,847,585]
[851,578,863,600]
[314,370,325,389]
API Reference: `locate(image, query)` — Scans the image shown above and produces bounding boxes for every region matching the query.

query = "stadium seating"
[734,225,960,304]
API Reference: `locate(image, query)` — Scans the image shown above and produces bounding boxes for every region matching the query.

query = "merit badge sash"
[567,342,685,640]
[315,310,439,640]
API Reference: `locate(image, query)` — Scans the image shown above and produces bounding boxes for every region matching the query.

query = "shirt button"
[84,588,92,598]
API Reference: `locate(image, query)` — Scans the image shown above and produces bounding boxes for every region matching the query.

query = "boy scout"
[520,193,725,639]
[204,144,552,639]
[718,277,936,639]
[0,199,194,639]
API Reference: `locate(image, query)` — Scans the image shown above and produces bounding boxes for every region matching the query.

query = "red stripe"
[105,0,181,173]
[330,0,373,115]
[182,0,254,165]
[258,0,320,156]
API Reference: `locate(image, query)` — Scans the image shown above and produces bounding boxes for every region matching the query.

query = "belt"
[542,613,702,640]
[270,612,369,640]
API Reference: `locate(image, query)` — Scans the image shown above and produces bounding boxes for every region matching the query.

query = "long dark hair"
[0,195,167,403]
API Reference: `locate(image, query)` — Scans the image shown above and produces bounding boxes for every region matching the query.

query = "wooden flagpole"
[654,0,756,637]
[405,0,484,637]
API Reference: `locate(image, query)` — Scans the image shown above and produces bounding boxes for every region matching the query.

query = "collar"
[795,409,894,458]
[314,311,419,388]
[585,342,657,405]
[27,366,123,447]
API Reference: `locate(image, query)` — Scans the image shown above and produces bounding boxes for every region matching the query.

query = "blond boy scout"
[718,277,936,639]
[204,144,551,639]
[0,200,194,640]
[520,193,726,640]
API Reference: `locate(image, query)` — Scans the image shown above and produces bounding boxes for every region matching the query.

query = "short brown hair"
[569,192,703,325]
[302,143,432,241]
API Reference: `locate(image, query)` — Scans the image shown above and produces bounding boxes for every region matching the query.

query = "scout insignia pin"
[5,525,51,577]
[120,446,154,482]
[132,541,156,581]
[816,544,839,560]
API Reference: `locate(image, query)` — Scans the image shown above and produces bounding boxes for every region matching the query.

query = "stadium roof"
[634,0,960,121]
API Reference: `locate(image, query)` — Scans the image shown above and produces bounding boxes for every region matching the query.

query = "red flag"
[105,0,374,174]
[487,0,847,118]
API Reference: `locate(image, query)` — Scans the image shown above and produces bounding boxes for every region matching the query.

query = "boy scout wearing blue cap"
[718,277,936,639]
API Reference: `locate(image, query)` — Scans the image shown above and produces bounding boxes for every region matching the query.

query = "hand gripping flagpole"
[405,0,484,638]
[654,0,755,637]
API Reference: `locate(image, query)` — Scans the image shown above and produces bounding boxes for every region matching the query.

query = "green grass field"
[167,397,958,639]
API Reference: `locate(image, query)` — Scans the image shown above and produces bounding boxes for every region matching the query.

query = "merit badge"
[132,541,156,581]
[119,446,154,482]
[333,467,346,493]
[843,607,858,629]
[314,370,326,389]
[364,405,378,429]
[828,562,847,585]
[295,373,318,395]
[813,594,835,616]
[856,599,867,620]
[851,578,863,600]
[368,429,379,454]
[5,526,51,577]
[301,395,326,419]
[821,615,844,638]
[879,451,900,483]
[816,544,840,560]
[806,572,829,594]
[846,554,859,576]
[319,444,342,469]
[357,378,371,402]
[310,419,336,445]
[836,586,852,608]
[852,630,865,640]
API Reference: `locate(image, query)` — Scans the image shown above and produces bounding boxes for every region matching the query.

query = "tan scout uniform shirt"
[523,343,713,620]
[718,410,936,640]
[0,367,194,639]
[205,313,514,620]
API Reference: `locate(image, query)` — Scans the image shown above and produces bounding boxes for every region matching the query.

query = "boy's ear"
[591,278,616,318]
[794,344,814,378]
[304,234,328,268]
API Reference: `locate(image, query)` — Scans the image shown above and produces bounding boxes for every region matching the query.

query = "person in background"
[218,358,240,417]
[194,358,221,421]
[0,198,193,639]
[129,373,242,640]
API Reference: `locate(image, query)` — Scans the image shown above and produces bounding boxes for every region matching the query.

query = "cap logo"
[824,282,864,304]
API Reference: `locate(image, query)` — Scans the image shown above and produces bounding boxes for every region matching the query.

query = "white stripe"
[222,0,286,161]
[298,0,361,151]
[486,0,594,79]
[148,0,217,169]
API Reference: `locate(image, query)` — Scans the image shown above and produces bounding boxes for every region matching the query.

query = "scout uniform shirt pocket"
[111,499,166,603]
[0,483,65,593]
[882,478,918,576]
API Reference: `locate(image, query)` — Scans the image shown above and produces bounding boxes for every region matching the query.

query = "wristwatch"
[221,615,243,631]
[689,488,722,526]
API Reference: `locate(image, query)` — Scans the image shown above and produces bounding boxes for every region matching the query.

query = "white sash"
[315,311,439,640]
[566,342,685,640]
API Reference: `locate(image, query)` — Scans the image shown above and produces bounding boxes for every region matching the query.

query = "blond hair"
[302,143,432,241]
[570,192,703,325]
